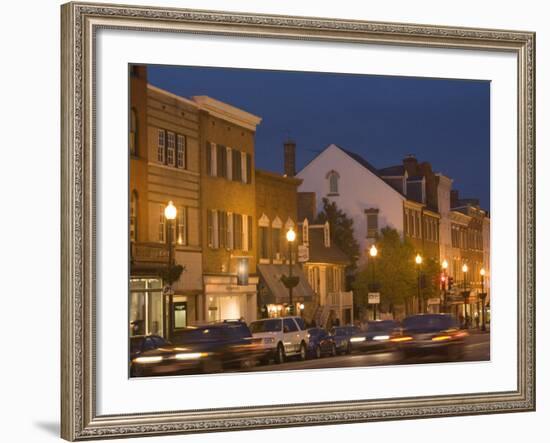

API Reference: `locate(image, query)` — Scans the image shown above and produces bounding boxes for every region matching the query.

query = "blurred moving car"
[130,321,266,376]
[348,320,400,353]
[130,335,170,361]
[392,314,468,360]
[250,316,308,363]
[329,325,361,354]
[306,327,337,358]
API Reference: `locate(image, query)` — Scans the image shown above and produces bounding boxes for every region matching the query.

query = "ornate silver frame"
[61,2,536,440]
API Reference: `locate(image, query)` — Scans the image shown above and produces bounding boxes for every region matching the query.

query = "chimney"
[450,190,459,208]
[284,139,296,177]
[403,154,418,175]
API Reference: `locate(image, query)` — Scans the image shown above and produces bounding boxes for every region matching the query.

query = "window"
[226,147,232,180]
[157,129,166,163]
[207,210,214,248]
[324,221,331,247]
[177,206,187,245]
[302,219,309,245]
[272,227,281,259]
[217,144,227,177]
[365,209,379,239]
[233,213,243,250]
[227,212,234,250]
[246,153,252,184]
[404,210,409,235]
[130,108,137,155]
[218,210,228,249]
[283,318,298,333]
[327,170,339,194]
[130,191,137,242]
[247,216,253,251]
[259,226,269,260]
[176,134,186,168]
[166,132,176,166]
[158,204,165,242]
[241,151,247,183]
[232,149,242,182]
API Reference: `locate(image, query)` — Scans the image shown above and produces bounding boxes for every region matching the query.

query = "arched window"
[130,190,138,242]
[130,108,138,155]
[326,170,340,195]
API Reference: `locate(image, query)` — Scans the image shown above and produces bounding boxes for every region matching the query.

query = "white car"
[249,316,309,363]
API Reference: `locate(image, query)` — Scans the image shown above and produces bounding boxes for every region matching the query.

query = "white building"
[296,144,406,264]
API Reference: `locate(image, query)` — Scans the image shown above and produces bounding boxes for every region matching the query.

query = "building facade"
[129,67,203,338]
[255,168,310,317]
[197,96,261,324]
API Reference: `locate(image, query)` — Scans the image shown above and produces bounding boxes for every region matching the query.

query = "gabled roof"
[298,143,406,199]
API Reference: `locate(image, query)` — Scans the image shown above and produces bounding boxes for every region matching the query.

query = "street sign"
[162,285,174,296]
[298,245,309,262]
[368,292,380,304]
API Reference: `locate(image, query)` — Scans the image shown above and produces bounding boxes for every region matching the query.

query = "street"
[241,332,490,373]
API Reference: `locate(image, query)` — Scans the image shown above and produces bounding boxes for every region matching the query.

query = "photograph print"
[128,64,490,378]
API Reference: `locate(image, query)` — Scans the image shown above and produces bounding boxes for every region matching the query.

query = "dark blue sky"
[148,65,490,209]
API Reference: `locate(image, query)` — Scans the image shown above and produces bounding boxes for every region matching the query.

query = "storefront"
[129,277,164,337]
[203,274,259,324]
[257,264,314,319]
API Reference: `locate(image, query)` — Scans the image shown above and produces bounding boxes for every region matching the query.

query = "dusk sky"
[147,65,490,210]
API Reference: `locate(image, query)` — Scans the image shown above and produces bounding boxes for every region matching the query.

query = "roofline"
[192,95,262,131]
[147,84,198,108]
[255,169,303,186]
[297,144,406,201]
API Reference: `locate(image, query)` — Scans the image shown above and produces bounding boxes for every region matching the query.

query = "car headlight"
[174,352,208,360]
[133,356,163,364]
[350,336,366,343]
[372,335,390,341]
[263,337,275,345]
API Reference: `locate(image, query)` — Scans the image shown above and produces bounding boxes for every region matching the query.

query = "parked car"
[348,320,400,353]
[306,328,337,358]
[329,325,361,354]
[392,314,468,360]
[249,316,309,363]
[130,321,266,376]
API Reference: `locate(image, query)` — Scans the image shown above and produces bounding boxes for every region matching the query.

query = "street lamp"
[369,245,378,320]
[286,227,296,315]
[415,253,423,314]
[164,201,177,339]
[480,268,487,332]
[441,259,449,313]
[462,263,469,328]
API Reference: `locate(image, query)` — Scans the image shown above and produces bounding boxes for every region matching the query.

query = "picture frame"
[60,1,536,440]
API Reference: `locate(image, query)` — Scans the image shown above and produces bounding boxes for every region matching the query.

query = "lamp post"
[369,245,378,320]
[286,227,296,315]
[441,259,448,313]
[415,253,423,314]
[164,201,177,339]
[462,263,469,328]
[480,268,487,332]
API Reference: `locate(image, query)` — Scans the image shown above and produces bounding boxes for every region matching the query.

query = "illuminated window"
[177,206,187,245]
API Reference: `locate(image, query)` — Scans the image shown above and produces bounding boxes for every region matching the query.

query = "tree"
[315,198,360,280]
[353,227,417,316]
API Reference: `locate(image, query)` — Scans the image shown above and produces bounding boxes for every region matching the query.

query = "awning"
[257,264,314,305]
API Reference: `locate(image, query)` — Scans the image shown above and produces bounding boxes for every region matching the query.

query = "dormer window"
[323,221,331,247]
[326,170,340,195]
[302,218,309,245]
